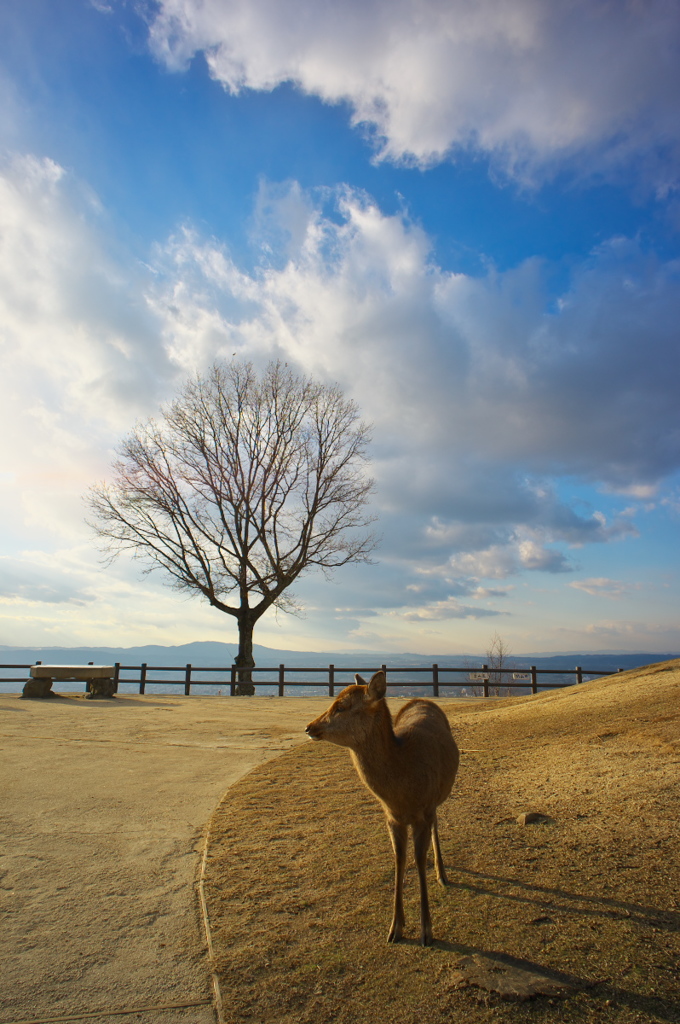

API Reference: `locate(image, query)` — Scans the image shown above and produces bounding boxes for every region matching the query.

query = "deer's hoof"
[420,933,433,947]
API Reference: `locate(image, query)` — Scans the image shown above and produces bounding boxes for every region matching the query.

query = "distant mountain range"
[0,641,676,674]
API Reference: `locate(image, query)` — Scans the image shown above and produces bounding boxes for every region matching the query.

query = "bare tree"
[87,360,376,693]
[486,631,514,697]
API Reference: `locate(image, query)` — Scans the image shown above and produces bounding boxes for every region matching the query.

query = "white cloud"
[0,554,95,605]
[445,537,571,579]
[583,620,636,637]
[661,492,680,516]
[402,597,503,621]
[605,482,658,499]
[570,577,637,599]
[149,0,680,187]
[0,154,179,539]
[151,185,679,498]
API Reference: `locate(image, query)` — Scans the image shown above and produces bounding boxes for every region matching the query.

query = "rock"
[449,954,572,1001]
[86,678,117,699]
[516,811,552,825]
[21,678,55,699]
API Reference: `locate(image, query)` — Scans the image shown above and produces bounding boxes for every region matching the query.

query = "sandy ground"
[0,692,334,1024]
[5,666,676,1024]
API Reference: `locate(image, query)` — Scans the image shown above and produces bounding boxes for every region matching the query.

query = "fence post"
[185,664,192,696]
[278,664,285,697]
[381,664,387,691]
[139,662,147,695]
[329,664,335,697]
[113,663,120,695]
[576,666,583,686]
[86,660,93,694]
[432,663,439,698]
[483,664,489,699]
[230,665,236,697]
[531,665,537,694]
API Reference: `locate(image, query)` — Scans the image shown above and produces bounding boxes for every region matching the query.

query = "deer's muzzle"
[305,719,325,740]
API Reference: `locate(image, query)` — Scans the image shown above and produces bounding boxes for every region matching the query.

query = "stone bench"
[22,666,117,700]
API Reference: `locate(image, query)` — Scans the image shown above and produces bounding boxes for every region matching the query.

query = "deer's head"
[305,671,387,748]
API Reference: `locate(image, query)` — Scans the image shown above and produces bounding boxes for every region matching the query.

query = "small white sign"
[468,672,490,681]
[513,672,531,680]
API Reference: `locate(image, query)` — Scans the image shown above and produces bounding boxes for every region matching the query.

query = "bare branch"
[86,359,378,671]
[486,632,514,697]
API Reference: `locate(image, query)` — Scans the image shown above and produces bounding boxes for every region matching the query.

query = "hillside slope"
[204,660,679,1024]
[451,656,679,836]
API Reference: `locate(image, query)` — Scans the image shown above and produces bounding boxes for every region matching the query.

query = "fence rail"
[0,661,625,697]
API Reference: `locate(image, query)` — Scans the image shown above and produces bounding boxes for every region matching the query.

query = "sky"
[1,0,679,656]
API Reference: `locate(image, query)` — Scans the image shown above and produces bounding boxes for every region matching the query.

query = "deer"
[306,669,459,946]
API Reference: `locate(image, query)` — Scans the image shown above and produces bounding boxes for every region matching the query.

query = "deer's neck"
[349,701,400,803]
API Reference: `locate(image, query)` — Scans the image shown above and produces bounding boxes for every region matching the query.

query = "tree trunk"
[235,611,256,696]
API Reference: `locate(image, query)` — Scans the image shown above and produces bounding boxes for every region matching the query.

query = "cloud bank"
[153,184,680,489]
[0,154,178,539]
[148,181,674,616]
[149,0,680,186]
[1,159,676,628]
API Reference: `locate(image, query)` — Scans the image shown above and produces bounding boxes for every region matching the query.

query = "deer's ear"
[354,673,366,687]
[366,670,386,701]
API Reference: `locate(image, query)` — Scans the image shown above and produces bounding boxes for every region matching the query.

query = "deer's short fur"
[306,670,459,946]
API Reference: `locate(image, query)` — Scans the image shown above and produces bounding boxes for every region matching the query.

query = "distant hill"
[0,640,677,673]
[1,640,676,697]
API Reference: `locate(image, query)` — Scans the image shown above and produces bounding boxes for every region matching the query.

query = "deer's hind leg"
[386,820,408,943]
[431,813,449,886]
[412,818,435,946]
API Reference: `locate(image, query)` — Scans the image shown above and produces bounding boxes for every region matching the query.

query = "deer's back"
[370,699,459,826]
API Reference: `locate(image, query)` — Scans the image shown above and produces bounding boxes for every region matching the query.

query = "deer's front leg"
[413,819,434,946]
[386,820,408,943]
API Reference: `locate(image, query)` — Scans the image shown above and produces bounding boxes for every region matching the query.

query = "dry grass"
[203,660,680,1024]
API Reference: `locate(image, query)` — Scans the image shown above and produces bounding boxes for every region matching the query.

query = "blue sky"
[1,0,679,655]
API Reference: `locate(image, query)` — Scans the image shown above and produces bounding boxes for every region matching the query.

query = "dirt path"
[0,693,332,1024]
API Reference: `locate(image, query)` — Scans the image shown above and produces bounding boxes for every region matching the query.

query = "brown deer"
[306,670,459,946]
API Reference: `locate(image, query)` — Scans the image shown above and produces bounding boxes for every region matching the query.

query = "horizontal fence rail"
[1,661,626,697]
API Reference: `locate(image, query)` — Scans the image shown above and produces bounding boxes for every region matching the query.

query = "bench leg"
[86,678,117,699]
[21,678,54,699]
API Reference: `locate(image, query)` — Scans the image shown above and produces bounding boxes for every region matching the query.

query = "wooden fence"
[0,661,624,697]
